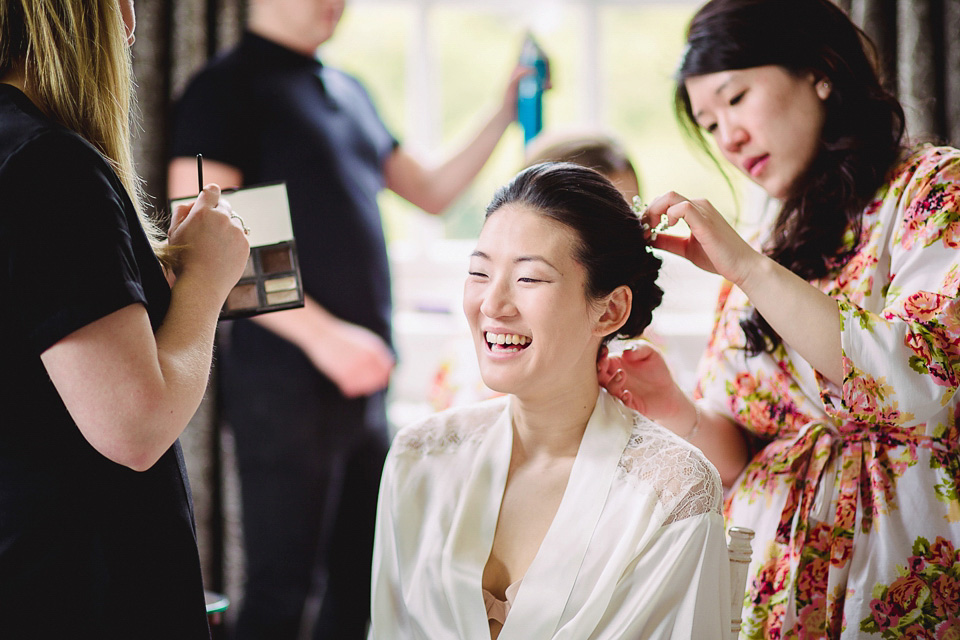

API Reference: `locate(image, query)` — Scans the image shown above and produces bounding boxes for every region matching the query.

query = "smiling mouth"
[485,331,532,353]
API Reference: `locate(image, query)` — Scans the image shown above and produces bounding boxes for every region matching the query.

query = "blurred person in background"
[524,130,641,204]
[168,0,536,637]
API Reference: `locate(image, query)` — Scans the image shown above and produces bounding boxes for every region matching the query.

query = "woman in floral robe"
[599,0,960,637]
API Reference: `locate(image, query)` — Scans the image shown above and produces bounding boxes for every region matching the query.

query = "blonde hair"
[0,0,169,261]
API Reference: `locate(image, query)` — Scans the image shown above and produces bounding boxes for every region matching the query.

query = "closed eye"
[518,277,547,283]
[730,90,745,106]
[468,271,488,278]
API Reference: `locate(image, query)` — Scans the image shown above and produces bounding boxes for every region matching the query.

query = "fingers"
[513,64,534,82]
[189,186,245,236]
[619,390,641,412]
[167,182,250,286]
[597,356,622,386]
[505,64,533,105]
[599,366,626,395]
[620,341,657,364]
[193,183,221,212]
[643,191,702,232]
[338,356,394,398]
[171,184,224,236]
[649,232,689,257]
[169,202,192,236]
[640,192,716,262]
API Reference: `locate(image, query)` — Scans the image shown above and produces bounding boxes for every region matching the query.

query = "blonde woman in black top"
[0,1,249,636]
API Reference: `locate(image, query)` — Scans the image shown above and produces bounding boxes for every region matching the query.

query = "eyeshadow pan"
[264,276,298,293]
[225,283,259,310]
[266,289,301,305]
[260,246,293,274]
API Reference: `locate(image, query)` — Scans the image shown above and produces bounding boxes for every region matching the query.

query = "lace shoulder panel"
[391,395,509,456]
[616,413,724,525]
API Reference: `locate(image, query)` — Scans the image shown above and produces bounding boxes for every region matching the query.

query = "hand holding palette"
[170,181,305,319]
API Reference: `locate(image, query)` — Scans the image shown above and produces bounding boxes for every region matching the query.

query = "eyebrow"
[470,250,561,273]
[693,77,733,122]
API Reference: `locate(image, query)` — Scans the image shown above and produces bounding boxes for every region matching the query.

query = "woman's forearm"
[738,256,844,384]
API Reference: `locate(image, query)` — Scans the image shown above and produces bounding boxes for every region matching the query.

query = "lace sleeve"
[616,414,724,525]
[392,396,509,456]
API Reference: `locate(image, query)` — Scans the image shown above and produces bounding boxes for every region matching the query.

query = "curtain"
[839,0,960,147]
[129,0,246,622]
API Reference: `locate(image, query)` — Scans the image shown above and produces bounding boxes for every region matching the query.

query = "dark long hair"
[676,0,905,354]
[485,162,663,345]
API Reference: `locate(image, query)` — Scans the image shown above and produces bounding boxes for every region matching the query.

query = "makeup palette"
[170,181,304,319]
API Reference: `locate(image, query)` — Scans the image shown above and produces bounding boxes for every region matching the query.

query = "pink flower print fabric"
[695,145,960,639]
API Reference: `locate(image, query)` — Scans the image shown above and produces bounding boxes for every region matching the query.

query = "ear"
[810,72,832,101]
[593,285,632,338]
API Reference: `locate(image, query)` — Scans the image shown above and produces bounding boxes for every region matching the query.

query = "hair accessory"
[683,401,702,441]
[632,195,668,240]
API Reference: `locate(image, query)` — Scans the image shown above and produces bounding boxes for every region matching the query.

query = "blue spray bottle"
[517,33,548,145]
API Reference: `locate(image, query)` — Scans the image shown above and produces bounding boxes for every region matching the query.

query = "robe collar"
[440,390,635,639]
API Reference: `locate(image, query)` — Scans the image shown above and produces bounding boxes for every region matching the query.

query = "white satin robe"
[369,390,731,640]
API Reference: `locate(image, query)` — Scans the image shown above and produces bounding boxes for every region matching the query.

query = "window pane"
[602,4,744,219]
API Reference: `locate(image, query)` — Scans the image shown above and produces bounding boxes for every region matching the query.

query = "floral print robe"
[695,145,960,639]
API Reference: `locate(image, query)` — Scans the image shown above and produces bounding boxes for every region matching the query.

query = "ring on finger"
[229,213,250,235]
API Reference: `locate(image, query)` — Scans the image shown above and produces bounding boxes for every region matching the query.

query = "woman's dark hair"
[676,0,905,355]
[485,162,662,345]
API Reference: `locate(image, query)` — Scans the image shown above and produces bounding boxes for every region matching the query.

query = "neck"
[1,66,26,92]
[510,379,600,462]
[248,12,324,57]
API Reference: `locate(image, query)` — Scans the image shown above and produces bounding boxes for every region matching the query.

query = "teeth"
[485,332,529,346]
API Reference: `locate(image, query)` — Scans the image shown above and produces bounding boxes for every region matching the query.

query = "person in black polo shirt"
[168,1,531,638]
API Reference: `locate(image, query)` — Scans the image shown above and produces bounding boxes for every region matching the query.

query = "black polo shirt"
[0,84,209,638]
[170,32,399,354]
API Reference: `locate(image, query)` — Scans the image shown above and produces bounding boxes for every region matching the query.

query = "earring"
[818,79,831,100]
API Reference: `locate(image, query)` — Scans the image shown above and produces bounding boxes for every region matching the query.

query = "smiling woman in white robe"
[369,163,731,640]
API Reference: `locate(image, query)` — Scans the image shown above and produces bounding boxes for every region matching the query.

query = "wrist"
[171,270,230,311]
[735,251,776,296]
[661,392,700,439]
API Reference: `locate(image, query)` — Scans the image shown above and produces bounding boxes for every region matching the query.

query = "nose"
[717,117,748,154]
[479,278,516,319]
